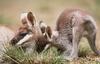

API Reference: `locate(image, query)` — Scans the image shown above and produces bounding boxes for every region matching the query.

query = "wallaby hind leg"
[69,27,82,59]
[63,27,82,61]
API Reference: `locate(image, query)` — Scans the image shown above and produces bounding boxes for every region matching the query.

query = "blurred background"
[0,0,100,49]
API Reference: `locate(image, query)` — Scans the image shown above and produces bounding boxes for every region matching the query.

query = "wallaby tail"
[84,16,100,55]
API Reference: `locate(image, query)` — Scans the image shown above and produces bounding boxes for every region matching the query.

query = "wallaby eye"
[20,32,28,36]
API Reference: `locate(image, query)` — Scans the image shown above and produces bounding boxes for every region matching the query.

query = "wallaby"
[10,12,52,53]
[47,9,99,60]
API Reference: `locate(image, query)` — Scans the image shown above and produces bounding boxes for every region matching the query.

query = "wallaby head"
[12,21,53,53]
[10,12,36,45]
[10,12,53,53]
[10,26,29,45]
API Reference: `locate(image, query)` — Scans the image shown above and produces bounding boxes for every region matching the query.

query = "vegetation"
[1,39,100,64]
[2,46,65,64]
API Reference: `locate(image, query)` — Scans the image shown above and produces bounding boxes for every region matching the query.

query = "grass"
[2,46,65,64]
[1,38,100,64]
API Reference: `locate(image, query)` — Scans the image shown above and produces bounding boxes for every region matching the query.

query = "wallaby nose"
[10,39,18,45]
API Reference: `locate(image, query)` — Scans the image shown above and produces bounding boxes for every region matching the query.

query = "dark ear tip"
[39,20,43,24]
[28,12,32,14]
[27,11,35,22]
[28,12,33,16]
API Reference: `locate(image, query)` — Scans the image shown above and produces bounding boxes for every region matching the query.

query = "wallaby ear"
[39,21,52,38]
[27,12,35,26]
[39,21,47,33]
[20,12,35,26]
[20,12,36,30]
[46,26,52,38]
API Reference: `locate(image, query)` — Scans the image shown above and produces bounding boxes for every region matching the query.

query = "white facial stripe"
[16,34,33,45]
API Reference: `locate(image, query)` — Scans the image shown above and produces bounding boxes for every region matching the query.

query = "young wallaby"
[48,9,99,60]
